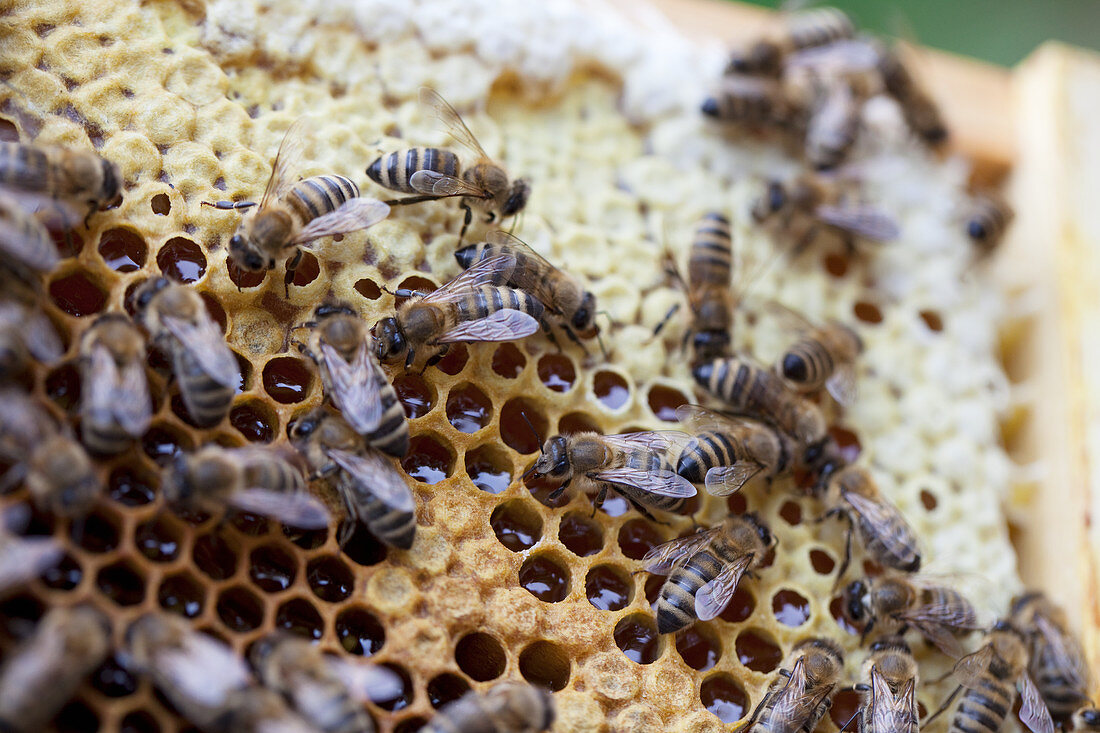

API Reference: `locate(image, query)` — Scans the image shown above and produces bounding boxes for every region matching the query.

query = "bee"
[422,681,555,733]
[0,141,122,224]
[768,302,861,406]
[250,634,401,733]
[161,445,331,529]
[855,638,919,733]
[221,687,319,733]
[725,7,855,76]
[0,605,111,733]
[367,87,530,243]
[692,355,828,450]
[803,79,863,171]
[841,574,981,656]
[374,253,543,369]
[876,47,948,147]
[290,408,417,549]
[742,638,845,733]
[931,621,1055,733]
[78,313,152,456]
[132,277,239,428]
[1073,708,1100,731]
[964,191,1014,252]
[0,279,63,381]
[1010,592,1091,720]
[752,173,900,255]
[701,74,803,133]
[299,303,408,457]
[0,505,63,598]
[525,430,696,519]
[125,612,256,732]
[674,404,793,496]
[202,119,390,293]
[643,513,774,634]
[455,230,600,348]
[816,464,921,583]
[0,192,59,276]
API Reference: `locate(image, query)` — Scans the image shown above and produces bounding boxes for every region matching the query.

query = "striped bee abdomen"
[616,452,684,512]
[365,383,410,459]
[657,549,722,633]
[855,508,921,572]
[346,480,416,550]
[688,213,732,288]
[284,175,358,226]
[0,143,50,191]
[677,431,741,484]
[456,286,545,323]
[781,338,835,389]
[174,349,234,428]
[950,677,1013,733]
[788,8,855,50]
[366,147,461,194]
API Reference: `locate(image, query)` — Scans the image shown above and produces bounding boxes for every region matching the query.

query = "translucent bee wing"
[815,204,900,242]
[319,341,382,436]
[87,343,152,438]
[695,554,753,621]
[825,365,858,406]
[842,491,920,561]
[642,527,720,574]
[0,535,62,595]
[600,430,694,457]
[418,253,517,306]
[408,170,490,199]
[787,39,882,74]
[261,117,310,208]
[769,658,835,732]
[157,630,252,707]
[229,489,331,529]
[114,358,154,436]
[952,644,995,689]
[1017,672,1055,733]
[327,657,404,703]
[292,198,390,245]
[762,299,815,334]
[674,404,764,435]
[419,86,490,160]
[1033,615,1090,691]
[704,463,763,496]
[435,309,539,344]
[85,343,122,426]
[162,315,240,389]
[0,194,58,273]
[591,467,696,498]
[327,448,414,512]
[22,307,64,363]
[869,668,917,733]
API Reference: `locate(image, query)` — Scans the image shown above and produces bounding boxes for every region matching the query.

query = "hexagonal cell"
[524,469,570,509]
[275,597,324,639]
[518,555,569,603]
[647,384,689,421]
[120,710,160,733]
[262,356,314,404]
[719,586,755,623]
[354,278,381,299]
[810,548,836,574]
[95,560,147,607]
[227,260,266,289]
[772,589,811,627]
[393,373,434,418]
[735,629,782,672]
[335,607,385,656]
[593,370,631,410]
[446,382,493,433]
[157,236,207,283]
[373,663,414,712]
[558,512,603,556]
[393,717,426,733]
[829,688,862,732]
[44,362,81,413]
[341,525,387,567]
[0,594,45,637]
[401,434,454,484]
[830,595,860,635]
[557,411,601,435]
[136,515,184,563]
[107,466,157,506]
[41,553,83,591]
[290,251,320,287]
[230,401,277,443]
[829,425,862,463]
[537,353,576,392]
[158,572,206,619]
[98,227,147,272]
[614,614,662,664]
[141,423,195,465]
[617,519,665,560]
[307,555,354,603]
[92,655,139,698]
[519,640,570,691]
[75,508,122,554]
[150,192,171,215]
[248,543,297,593]
[491,343,526,378]
[455,632,506,681]
[284,524,329,551]
[54,699,99,733]
[676,626,721,672]
[726,492,747,515]
[490,499,542,552]
[920,309,944,332]
[228,511,270,537]
[216,585,265,633]
[700,673,748,724]
[435,344,468,376]
[465,444,513,494]
[49,271,107,317]
[499,398,547,454]
[427,673,470,709]
[200,293,228,334]
[192,533,240,581]
[854,300,883,324]
[585,565,632,611]
[921,489,938,511]
[778,500,802,525]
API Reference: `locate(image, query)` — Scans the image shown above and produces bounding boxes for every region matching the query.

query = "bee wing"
[0,202,58,273]
[419,253,516,305]
[695,553,754,621]
[319,341,383,436]
[815,204,900,242]
[591,467,697,498]
[260,117,310,208]
[158,631,252,707]
[762,300,815,334]
[842,491,919,556]
[229,489,331,529]
[22,308,64,363]
[600,430,694,458]
[291,198,390,245]
[704,463,764,496]
[419,86,490,160]
[869,666,916,733]
[1017,672,1055,733]
[642,527,720,574]
[327,449,415,512]
[87,344,153,437]
[0,535,62,594]
[825,365,858,406]
[901,605,980,658]
[327,657,405,703]
[674,404,762,434]
[787,39,881,74]
[162,315,240,389]
[1033,615,1090,691]
[952,644,995,689]
[408,170,491,199]
[435,309,539,344]
[770,660,836,730]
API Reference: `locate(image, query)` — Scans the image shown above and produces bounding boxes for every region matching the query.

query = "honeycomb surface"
[0,0,1025,731]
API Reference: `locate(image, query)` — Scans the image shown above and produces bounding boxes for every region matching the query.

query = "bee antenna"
[595,330,609,361]
[519,411,542,446]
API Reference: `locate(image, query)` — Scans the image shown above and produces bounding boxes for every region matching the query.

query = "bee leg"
[540,319,562,352]
[859,618,875,644]
[922,685,963,727]
[336,518,357,549]
[837,706,863,733]
[200,200,258,212]
[421,347,447,374]
[547,479,571,502]
[622,496,668,526]
[283,249,304,298]
[457,202,473,245]
[588,484,609,516]
[404,348,416,371]
[561,325,589,356]
[829,513,855,592]
[651,303,681,339]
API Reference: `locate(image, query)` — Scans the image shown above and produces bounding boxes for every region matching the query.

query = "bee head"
[967,218,989,243]
[1076,709,1100,728]
[743,512,775,549]
[130,276,171,316]
[314,302,356,321]
[531,436,570,480]
[374,318,405,362]
[843,579,869,623]
[99,159,123,209]
[229,233,267,272]
[781,352,809,382]
[763,181,788,216]
[869,637,910,655]
[572,292,598,336]
[289,410,322,442]
[700,96,720,118]
[502,179,530,217]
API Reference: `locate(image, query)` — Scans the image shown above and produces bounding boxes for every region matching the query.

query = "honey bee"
[0,279,63,381]
[299,303,408,457]
[855,638,919,733]
[841,574,981,657]
[290,408,417,549]
[876,47,948,147]
[79,313,152,456]
[526,430,696,519]
[250,634,402,733]
[816,464,922,583]
[1010,592,1091,720]
[964,191,1014,252]
[374,253,543,369]
[0,506,63,598]
[932,621,1055,733]
[725,7,855,76]
[0,192,58,276]
[674,404,793,496]
[455,230,600,348]
[692,355,828,450]
[803,79,862,171]
[701,74,803,133]
[132,277,239,428]
[0,605,111,733]
[742,638,845,733]
[752,173,900,255]
[125,612,256,732]
[1073,707,1100,731]
[161,445,331,529]
[0,141,122,224]
[422,681,555,733]
[768,302,861,406]
[367,87,530,243]
[643,513,774,633]
[203,119,390,293]
[221,686,319,733]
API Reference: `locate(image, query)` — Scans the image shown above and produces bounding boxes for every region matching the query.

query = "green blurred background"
[736,0,1100,66]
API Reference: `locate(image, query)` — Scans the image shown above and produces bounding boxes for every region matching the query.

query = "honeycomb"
[0,0,1029,732]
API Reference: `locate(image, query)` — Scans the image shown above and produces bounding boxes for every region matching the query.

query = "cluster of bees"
[0,6,1079,733]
